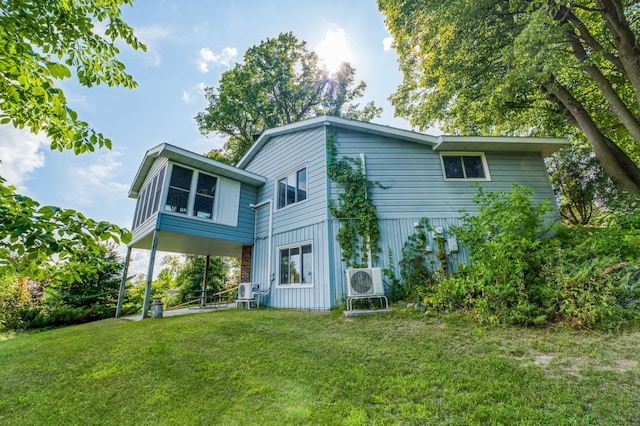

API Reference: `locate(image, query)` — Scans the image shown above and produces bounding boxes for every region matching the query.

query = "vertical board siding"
[215,177,241,226]
[253,222,331,310]
[331,217,468,303]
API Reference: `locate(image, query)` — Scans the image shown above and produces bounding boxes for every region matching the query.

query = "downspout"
[360,152,372,268]
[249,200,273,294]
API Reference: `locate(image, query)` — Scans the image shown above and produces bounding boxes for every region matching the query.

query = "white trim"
[439,152,492,181]
[275,240,314,289]
[274,163,309,212]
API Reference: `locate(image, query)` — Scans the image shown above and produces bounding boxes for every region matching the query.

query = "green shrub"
[423,184,640,329]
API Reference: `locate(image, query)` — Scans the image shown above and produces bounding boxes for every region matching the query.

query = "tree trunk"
[597,0,640,107]
[561,25,640,147]
[546,79,640,195]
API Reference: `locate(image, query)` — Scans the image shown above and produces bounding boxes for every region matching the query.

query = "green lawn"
[1,308,639,425]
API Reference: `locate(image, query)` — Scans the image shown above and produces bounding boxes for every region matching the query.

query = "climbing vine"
[326,128,382,268]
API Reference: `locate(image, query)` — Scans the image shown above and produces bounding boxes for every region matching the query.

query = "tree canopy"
[0,0,140,283]
[196,32,382,165]
[0,0,145,154]
[379,0,640,195]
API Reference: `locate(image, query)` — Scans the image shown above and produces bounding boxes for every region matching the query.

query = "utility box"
[447,238,459,253]
[150,298,163,318]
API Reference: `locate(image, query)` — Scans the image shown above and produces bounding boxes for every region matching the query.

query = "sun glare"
[316,28,353,73]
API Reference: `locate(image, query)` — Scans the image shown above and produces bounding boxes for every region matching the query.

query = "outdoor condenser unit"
[345,267,384,297]
[237,282,254,300]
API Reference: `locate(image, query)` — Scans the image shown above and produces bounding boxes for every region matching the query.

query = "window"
[277,167,307,209]
[165,165,192,213]
[193,173,217,219]
[279,242,313,286]
[441,153,490,180]
[132,166,166,230]
[163,164,218,219]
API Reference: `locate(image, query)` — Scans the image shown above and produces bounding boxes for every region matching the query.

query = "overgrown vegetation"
[326,128,382,268]
[1,310,639,424]
[407,184,640,330]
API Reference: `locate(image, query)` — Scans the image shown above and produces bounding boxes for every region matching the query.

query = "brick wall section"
[240,245,252,283]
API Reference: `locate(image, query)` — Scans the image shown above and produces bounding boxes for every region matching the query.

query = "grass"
[1,308,639,425]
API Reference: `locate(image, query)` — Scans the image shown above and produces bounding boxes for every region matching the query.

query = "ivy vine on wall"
[326,128,382,268]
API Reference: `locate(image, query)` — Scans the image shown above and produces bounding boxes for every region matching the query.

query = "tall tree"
[196,32,381,165]
[0,0,140,279]
[379,0,640,195]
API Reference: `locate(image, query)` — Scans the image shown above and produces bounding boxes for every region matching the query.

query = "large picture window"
[277,167,307,209]
[440,153,490,181]
[164,164,218,219]
[278,242,313,286]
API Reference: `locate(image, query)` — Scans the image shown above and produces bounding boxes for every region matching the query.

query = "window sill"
[275,284,314,290]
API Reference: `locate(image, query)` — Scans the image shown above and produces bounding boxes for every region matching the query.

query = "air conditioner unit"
[237,282,254,300]
[346,267,384,297]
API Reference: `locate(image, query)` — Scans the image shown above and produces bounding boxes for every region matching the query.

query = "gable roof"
[129,143,266,198]
[236,115,567,168]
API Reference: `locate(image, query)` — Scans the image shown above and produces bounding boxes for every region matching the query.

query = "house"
[116,116,565,317]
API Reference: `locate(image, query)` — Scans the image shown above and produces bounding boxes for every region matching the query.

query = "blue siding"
[332,128,559,218]
[253,222,331,310]
[244,127,332,310]
[240,124,560,309]
[158,182,257,243]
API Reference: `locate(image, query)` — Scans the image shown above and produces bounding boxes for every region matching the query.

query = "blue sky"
[0,0,418,276]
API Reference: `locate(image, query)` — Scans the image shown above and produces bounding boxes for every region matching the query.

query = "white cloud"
[197,47,237,73]
[65,150,129,207]
[181,82,208,104]
[0,126,48,191]
[383,36,394,52]
[134,24,173,67]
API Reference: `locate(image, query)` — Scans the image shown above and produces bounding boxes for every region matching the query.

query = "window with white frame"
[277,167,307,209]
[278,242,313,286]
[440,153,490,180]
[164,164,218,219]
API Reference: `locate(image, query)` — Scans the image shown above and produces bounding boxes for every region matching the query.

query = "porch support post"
[201,255,210,307]
[115,246,132,318]
[141,229,160,319]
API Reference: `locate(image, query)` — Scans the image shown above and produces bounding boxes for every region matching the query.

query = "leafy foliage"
[547,145,615,225]
[326,129,381,268]
[196,32,381,164]
[420,184,640,329]
[0,245,133,331]
[0,0,145,153]
[379,0,640,194]
[0,177,131,283]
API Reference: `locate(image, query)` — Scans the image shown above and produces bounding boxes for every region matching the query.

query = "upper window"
[164,164,218,219]
[277,167,307,209]
[278,242,313,286]
[132,166,165,230]
[440,153,490,181]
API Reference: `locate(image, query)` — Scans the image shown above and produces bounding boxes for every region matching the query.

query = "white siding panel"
[215,177,240,226]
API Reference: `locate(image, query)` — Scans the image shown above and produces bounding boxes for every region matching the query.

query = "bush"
[421,184,640,329]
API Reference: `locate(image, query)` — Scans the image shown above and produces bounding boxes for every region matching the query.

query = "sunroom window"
[277,167,307,209]
[164,164,218,219]
[165,165,192,213]
[132,166,165,230]
[194,173,217,219]
[441,153,490,180]
[279,243,313,286]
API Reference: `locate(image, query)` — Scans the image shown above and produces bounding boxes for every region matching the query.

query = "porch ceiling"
[130,229,246,258]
